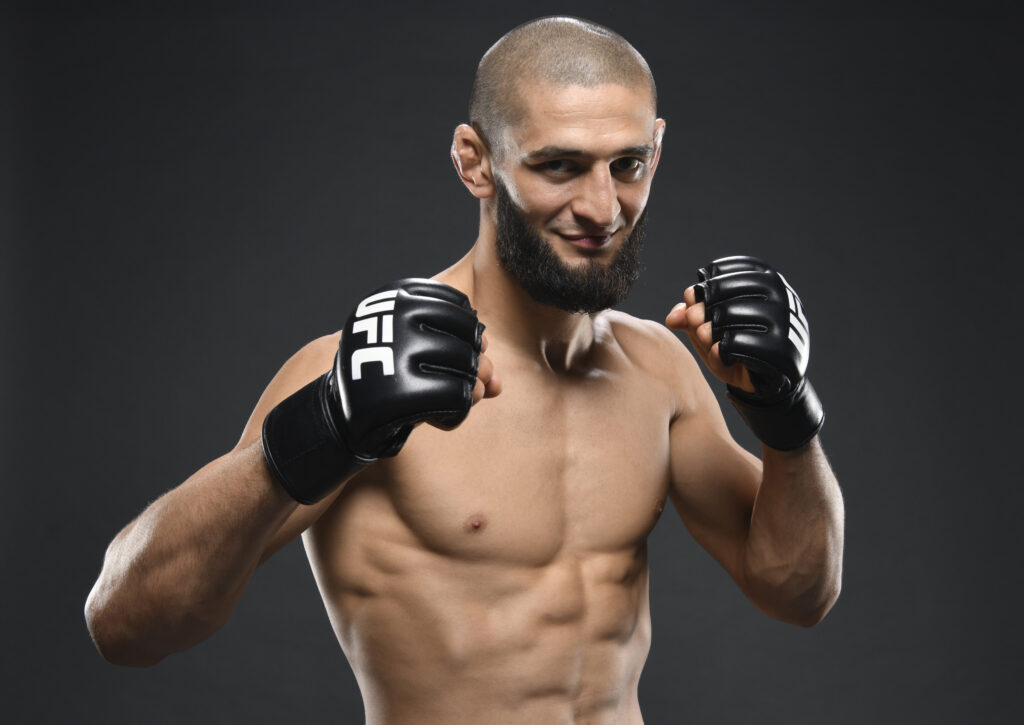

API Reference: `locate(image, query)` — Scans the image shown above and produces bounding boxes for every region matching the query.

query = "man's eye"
[544,160,576,173]
[613,158,643,173]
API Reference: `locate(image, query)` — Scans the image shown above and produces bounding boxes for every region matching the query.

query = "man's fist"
[666,256,824,451]
[337,278,486,458]
[263,279,494,504]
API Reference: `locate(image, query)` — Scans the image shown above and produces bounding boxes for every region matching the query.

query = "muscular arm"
[742,439,843,624]
[86,281,499,667]
[84,335,344,666]
[665,332,844,627]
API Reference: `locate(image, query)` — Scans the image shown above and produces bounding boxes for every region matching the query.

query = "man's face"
[495,180,648,313]
[491,82,664,313]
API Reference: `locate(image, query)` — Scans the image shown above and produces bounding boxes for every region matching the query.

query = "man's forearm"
[84,440,298,666]
[740,437,845,626]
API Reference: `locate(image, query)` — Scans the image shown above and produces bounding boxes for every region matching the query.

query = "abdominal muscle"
[304,471,657,725]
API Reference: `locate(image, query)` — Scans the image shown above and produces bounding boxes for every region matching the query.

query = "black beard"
[494,181,647,314]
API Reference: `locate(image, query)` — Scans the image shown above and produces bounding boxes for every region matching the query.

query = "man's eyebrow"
[524,144,655,162]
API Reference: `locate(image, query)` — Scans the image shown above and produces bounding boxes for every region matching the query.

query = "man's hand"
[666,282,754,392]
[665,256,823,451]
[263,278,499,504]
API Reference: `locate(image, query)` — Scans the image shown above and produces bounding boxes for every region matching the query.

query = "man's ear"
[650,119,666,174]
[451,124,495,199]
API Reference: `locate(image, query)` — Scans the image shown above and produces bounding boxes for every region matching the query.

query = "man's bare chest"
[369,367,674,565]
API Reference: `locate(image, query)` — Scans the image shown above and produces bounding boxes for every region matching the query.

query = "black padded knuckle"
[396,278,471,308]
[708,255,773,276]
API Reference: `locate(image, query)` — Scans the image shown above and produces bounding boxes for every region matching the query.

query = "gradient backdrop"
[6,1,1021,723]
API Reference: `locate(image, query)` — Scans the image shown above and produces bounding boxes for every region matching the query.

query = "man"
[85,16,844,724]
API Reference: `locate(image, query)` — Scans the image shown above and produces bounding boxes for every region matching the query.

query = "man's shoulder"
[261,333,341,409]
[597,309,699,377]
[235,332,340,450]
[597,311,720,425]
[284,332,341,379]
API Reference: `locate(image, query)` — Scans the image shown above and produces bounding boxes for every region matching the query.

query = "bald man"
[86,17,844,724]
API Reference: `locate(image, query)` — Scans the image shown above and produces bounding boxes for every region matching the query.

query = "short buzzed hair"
[469,16,657,158]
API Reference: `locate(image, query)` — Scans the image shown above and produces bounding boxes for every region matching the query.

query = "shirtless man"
[85,17,844,724]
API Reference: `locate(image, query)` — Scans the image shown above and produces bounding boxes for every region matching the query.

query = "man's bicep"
[232,333,344,565]
[668,367,762,584]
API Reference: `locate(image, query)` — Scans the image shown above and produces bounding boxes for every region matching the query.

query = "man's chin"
[554,250,616,268]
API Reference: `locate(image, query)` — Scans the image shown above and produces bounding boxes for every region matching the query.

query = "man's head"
[468,16,658,162]
[452,17,665,314]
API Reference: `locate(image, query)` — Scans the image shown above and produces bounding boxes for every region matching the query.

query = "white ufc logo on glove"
[779,273,809,361]
[349,290,398,380]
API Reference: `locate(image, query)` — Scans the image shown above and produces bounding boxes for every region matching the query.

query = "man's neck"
[441,239,598,374]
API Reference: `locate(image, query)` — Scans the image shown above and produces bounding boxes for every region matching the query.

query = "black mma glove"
[262,278,485,504]
[694,256,824,451]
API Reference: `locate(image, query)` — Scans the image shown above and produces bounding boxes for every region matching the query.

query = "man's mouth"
[559,232,616,250]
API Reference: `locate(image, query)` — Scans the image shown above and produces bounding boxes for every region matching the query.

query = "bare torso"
[303,297,683,724]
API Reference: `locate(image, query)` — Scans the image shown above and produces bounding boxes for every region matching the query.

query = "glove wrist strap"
[726,378,824,451]
[261,373,374,505]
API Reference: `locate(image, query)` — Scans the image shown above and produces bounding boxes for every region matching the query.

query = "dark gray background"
[6,1,1021,722]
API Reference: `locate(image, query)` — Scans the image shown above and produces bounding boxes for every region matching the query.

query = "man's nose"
[572,166,621,230]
